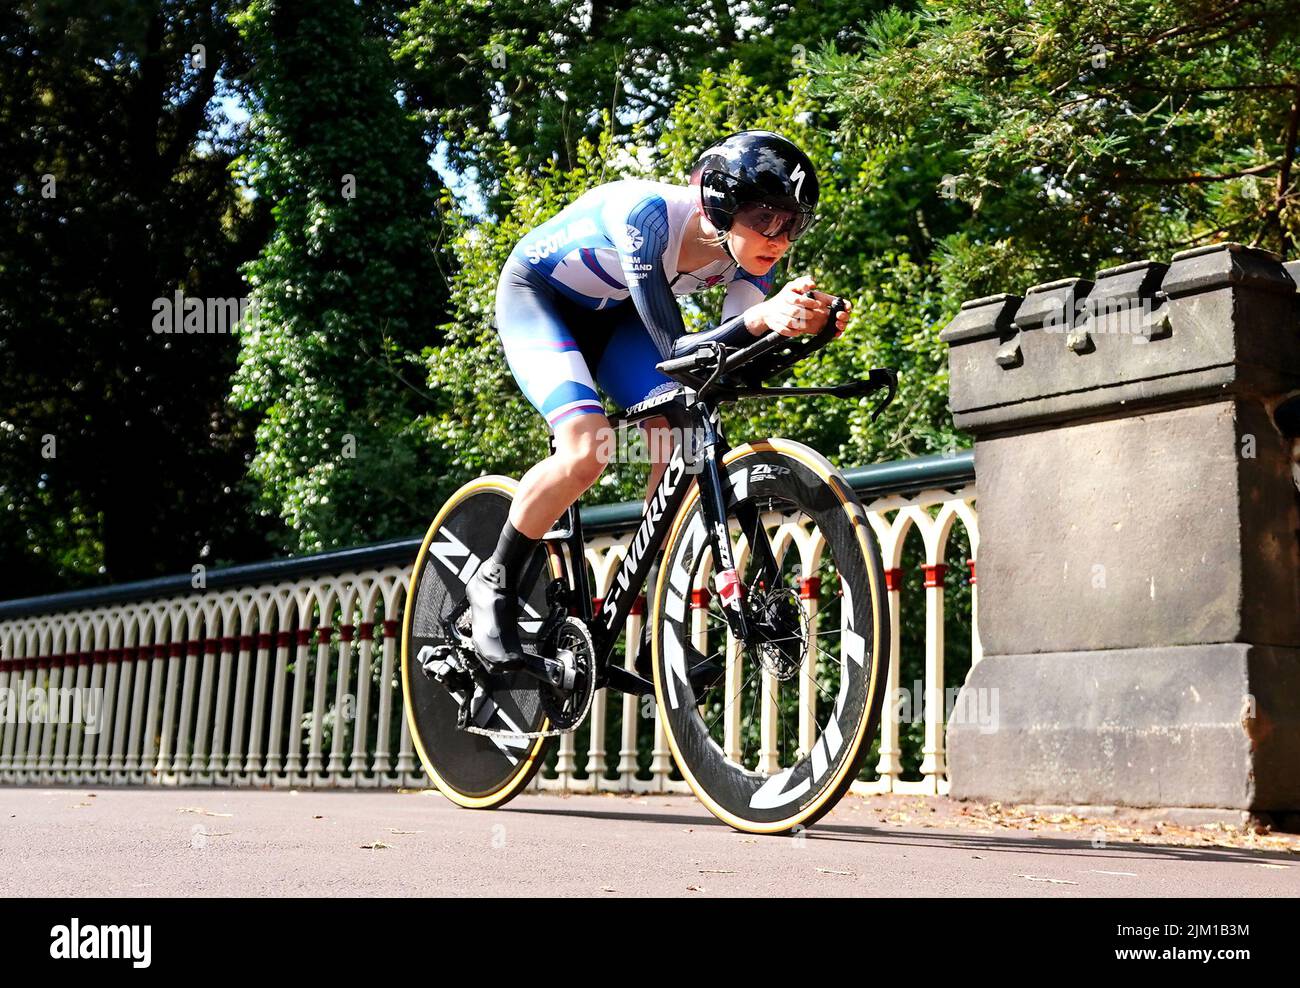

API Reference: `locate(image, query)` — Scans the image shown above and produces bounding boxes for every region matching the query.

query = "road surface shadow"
[507,802,1300,866]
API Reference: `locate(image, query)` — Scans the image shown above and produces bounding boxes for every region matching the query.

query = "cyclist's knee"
[554,415,610,488]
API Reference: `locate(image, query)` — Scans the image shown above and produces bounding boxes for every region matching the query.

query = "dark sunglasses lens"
[735,203,815,241]
[786,211,814,241]
[737,204,796,238]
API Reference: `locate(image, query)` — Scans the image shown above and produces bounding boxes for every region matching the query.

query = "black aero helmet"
[689,130,819,240]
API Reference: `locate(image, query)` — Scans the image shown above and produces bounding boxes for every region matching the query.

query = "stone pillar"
[940,243,1300,813]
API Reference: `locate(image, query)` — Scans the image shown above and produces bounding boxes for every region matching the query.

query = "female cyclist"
[468,129,851,669]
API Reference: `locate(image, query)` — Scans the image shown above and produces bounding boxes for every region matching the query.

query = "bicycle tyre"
[401,476,555,808]
[651,439,889,834]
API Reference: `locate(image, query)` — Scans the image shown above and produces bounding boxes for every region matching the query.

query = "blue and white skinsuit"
[494,179,775,428]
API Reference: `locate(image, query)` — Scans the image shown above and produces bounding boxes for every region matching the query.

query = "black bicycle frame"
[537,298,898,698]
[544,390,713,696]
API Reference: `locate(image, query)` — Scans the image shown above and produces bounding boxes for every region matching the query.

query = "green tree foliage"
[392,0,901,202]
[229,0,451,553]
[0,0,272,592]
[811,0,1300,303]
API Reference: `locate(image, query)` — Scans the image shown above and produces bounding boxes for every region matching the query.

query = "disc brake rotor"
[749,586,808,681]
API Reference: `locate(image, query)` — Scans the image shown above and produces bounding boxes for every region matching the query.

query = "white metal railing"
[0,460,976,794]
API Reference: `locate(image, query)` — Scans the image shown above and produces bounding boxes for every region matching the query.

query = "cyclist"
[468,129,851,670]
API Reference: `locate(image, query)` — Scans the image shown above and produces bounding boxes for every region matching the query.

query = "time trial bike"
[402,299,897,834]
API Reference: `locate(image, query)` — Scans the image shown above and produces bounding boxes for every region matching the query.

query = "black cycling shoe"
[466,561,527,672]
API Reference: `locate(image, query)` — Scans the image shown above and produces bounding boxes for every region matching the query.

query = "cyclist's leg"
[593,309,679,678]
[595,307,678,496]
[495,264,614,537]
[470,261,613,668]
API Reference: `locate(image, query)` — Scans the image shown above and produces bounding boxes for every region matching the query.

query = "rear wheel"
[651,440,889,834]
[401,476,556,808]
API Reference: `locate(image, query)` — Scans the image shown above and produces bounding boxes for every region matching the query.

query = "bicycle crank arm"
[605,642,725,697]
[479,649,573,691]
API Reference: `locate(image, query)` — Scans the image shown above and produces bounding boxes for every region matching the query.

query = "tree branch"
[1272,85,1300,254]
[1111,160,1282,185]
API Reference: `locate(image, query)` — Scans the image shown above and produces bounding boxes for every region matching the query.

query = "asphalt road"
[2,788,1297,897]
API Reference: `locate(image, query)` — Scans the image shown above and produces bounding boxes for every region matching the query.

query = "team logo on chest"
[617,224,644,254]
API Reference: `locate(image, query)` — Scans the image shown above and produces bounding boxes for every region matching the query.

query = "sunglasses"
[732,202,816,242]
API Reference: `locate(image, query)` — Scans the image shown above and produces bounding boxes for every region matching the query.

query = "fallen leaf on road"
[699,869,734,874]
[600,887,617,893]
[178,807,232,818]
[1018,874,1078,885]
[686,885,705,892]
[360,841,392,850]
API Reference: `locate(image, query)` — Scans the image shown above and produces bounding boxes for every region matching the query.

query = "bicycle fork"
[694,405,755,642]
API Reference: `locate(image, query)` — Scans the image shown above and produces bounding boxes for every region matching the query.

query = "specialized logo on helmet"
[789,163,807,202]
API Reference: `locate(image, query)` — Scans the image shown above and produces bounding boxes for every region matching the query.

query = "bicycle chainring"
[537,616,597,733]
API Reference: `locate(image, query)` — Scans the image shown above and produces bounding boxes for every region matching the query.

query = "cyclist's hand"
[809,289,852,337]
[756,277,847,337]
[754,276,821,337]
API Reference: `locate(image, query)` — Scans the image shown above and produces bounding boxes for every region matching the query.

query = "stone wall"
[941,243,1300,812]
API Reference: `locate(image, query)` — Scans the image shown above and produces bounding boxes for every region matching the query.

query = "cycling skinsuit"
[494,179,774,429]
